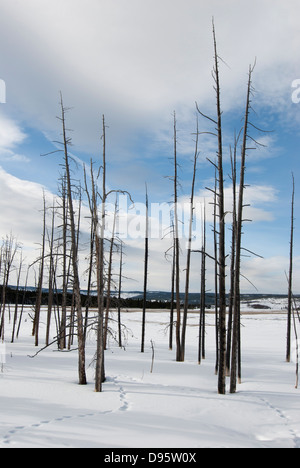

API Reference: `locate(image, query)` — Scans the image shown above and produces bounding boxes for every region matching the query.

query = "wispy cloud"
[0,112,30,163]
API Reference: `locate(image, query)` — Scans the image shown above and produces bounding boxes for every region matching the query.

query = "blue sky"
[0,0,299,293]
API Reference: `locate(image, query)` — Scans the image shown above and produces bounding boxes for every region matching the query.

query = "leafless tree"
[197,20,227,393]
[286,173,295,363]
[11,252,24,343]
[32,192,46,347]
[0,234,20,341]
[58,93,87,385]
[117,242,124,348]
[172,112,182,362]
[199,203,207,364]
[230,63,256,394]
[226,138,238,375]
[104,197,118,350]
[141,185,149,353]
[180,123,199,362]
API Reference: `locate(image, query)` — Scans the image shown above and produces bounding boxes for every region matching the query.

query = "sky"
[0,0,299,294]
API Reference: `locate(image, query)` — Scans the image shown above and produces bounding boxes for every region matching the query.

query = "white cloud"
[0,0,299,155]
[0,1,297,293]
[179,183,278,229]
[0,112,26,149]
[241,256,300,294]
[0,167,50,249]
[0,112,30,163]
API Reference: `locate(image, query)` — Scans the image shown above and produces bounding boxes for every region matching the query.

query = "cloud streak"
[0,0,299,154]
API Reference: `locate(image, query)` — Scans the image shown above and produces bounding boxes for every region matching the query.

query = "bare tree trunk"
[46,205,55,346]
[17,265,29,339]
[141,185,149,353]
[59,93,87,386]
[173,112,182,363]
[181,122,199,362]
[0,235,19,340]
[95,115,107,392]
[286,173,295,362]
[213,170,219,375]
[59,174,68,350]
[226,140,238,375]
[104,197,117,350]
[169,233,175,351]
[117,242,123,348]
[11,253,23,343]
[230,65,254,394]
[84,220,94,341]
[199,203,206,364]
[33,192,46,347]
[211,22,227,395]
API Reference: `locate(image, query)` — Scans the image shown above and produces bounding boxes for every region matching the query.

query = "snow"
[0,306,300,448]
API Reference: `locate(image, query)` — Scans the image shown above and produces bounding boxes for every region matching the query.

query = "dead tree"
[84,154,105,392]
[213,24,227,395]
[199,203,207,364]
[117,242,124,348]
[16,265,29,339]
[0,235,19,340]
[46,204,56,346]
[11,253,24,343]
[32,192,46,347]
[168,227,176,351]
[286,173,295,363]
[230,64,255,394]
[212,169,219,375]
[292,294,299,388]
[104,197,118,350]
[181,125,199,362]
[94,116,107,392]
[197,21,227,393]
[59,93,87,386]
[141,185,149,353]
[173,112,182,362]
[226,138,238,375]
[59,174,69,350]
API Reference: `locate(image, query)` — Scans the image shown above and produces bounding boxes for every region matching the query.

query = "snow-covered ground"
[0,307,299,448]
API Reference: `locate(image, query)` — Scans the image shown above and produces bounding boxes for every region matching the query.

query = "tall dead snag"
[95,115,107,393]
[84,158,104,390]
[292,294,299,388]
[11,253,23,343]
[117,242,124,348]
[199,203,207,364]
[46,204,55,346]
[213,22,227,395]
[168,228,175,351]
[59,174,69,350]
[286,173,295,363]
[104,197,117,350]
[226,138,238,375]
[212,169,219,375]
[32,192,46,347]
[173,112,182,363]
[59,93,87,386]
[141,185,149,353]
[181,124,199,362]
[0,235,19,340]
[196,21,226,392]
[230,64,255,394]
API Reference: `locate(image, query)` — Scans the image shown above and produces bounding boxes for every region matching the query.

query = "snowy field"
[0,306,300,449]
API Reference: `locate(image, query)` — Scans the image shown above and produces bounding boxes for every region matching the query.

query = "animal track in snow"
[259,397,300,448]
[0,376,131,447]
[0,409,112,447]
[119,385,130,412]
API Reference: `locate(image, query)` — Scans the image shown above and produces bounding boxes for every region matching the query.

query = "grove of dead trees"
[0,23,298,396]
